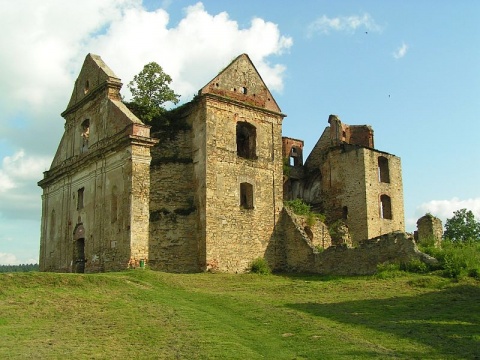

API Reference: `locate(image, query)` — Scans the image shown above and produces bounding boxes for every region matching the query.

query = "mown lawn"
[0,270,478,359]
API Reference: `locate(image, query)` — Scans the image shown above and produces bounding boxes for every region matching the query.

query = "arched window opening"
[378,156,390,183]
[342,206,348,220]
[81,119,90,153]
[236,122,257,159]
[380,194,392,219]
[240,182,254,209]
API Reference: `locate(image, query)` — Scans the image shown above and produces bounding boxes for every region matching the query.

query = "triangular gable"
[46,54,148,171]
[199,54,282,114]
[64,53,122,115]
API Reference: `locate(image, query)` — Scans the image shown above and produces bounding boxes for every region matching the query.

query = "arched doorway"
[73,224,86,273]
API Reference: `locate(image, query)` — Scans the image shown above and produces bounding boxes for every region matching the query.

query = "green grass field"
[0,270,478,359]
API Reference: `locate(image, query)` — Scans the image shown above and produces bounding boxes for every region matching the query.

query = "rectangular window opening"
[77,187,85,210]
[236,122,257,159]
[380,194,392,220]
[240,182,254,209]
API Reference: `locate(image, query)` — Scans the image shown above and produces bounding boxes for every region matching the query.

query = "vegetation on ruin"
[417,238,480,280]
[375,220,480,280]
[284,198,326,225]
[0,270,478,359]
[125,62,180,122]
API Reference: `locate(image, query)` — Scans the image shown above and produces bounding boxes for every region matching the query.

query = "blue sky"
[0,0,479,264]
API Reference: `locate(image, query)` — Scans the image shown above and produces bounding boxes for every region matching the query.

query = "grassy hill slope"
[0,271,478,359]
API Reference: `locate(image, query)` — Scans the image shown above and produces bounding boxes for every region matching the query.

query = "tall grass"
[418,239,480,279]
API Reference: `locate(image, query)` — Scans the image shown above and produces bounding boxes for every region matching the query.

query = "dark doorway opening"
[76,238,85,273]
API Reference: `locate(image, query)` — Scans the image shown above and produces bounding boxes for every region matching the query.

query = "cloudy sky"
[1,0,479,264]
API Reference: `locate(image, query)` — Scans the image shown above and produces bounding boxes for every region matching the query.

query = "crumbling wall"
[282,137,305,200]
[199,54,281,114]
[300,116,405,244]
[275,207,331,272]
[313,232,429,275]
[416,214,443,246]
[277,215,429,275]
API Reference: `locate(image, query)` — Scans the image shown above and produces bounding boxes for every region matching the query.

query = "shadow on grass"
[273,271,352,282]
[287,284,480,359]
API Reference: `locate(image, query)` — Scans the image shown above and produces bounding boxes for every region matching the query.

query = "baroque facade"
[38,53,405,273]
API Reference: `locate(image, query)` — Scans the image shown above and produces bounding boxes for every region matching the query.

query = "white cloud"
[0,0,142,113]
[307,13,381,36]
[393,42,408,59]
[0,252,19,265]
[0,150,51,220]
[0,252,37,265]
[0,150,51,193]
[90,2,293,98]
[415,197,480,225]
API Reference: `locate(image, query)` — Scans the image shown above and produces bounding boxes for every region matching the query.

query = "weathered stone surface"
[39,53,410,275]
[315,232,434,275]
[416,214,443,247]
[274,208,332,272]
[38,54,157,273]
[286,114,405,245]
[297,231,433,275]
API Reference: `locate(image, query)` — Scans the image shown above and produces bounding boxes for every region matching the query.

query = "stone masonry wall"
[275,208,332,272]
[416,214,443,246]
[313,232,427,275]
[149,126,200,272]
[204,96,284,273]
[363,149,405,238]
[278,229,431,275]
[129,144,152,267]
[320,146,369,242]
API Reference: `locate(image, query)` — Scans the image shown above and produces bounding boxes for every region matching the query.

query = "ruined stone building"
[38,53,406,274]
[283,114,405,244]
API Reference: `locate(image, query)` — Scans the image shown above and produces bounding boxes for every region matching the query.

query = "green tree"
[127,62,180,122]
[444,208,480,242]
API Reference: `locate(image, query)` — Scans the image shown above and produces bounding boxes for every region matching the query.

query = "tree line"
[0,264,39,273]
